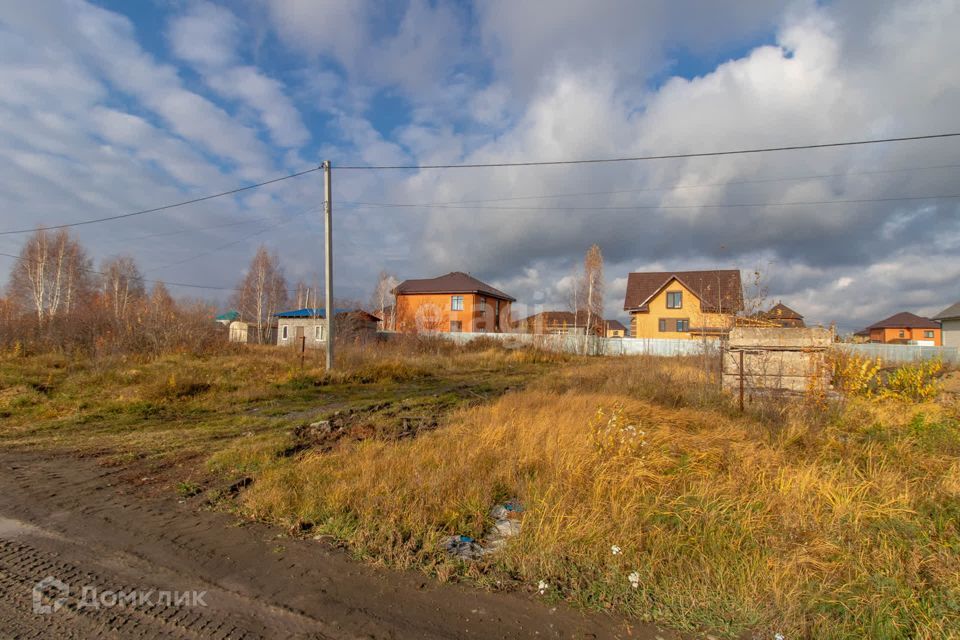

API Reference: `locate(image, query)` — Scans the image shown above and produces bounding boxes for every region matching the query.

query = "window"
[315,325,323,341]
[659,318,689,332]
[477,297,486,311]
[666,291,683,309]
[925,330,935,339]
[281,325,288,340]
[899,330,905,338]
[451,295,464,311]
[450,320,462,332]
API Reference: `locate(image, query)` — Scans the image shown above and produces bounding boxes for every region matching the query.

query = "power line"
[341,192,960,212]
[114,216,277,243]
[149,209,315,272]
[336,132,960,170]
[0,166,321,236]
[340,162,960,208]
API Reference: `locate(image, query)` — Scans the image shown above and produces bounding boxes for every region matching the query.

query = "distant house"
[623,270,743,339]
[858,312,941,346]
[393,272,514,333]
[934,302,960,348]
[514,310,589,335]
[762,302,805,328]
[605,319,628,338]
[275,308,380,348]
[215,310,240,326]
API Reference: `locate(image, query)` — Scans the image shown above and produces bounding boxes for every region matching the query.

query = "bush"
[882,359,943,401]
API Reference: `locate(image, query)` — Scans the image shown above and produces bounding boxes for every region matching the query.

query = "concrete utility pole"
[322,160,335,370]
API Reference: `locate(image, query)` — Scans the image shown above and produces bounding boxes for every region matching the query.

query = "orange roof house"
[623,269,743,339]
[393,272,514,334]
[858,311,941,346]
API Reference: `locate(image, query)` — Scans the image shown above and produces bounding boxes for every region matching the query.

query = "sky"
[0,0,958,333]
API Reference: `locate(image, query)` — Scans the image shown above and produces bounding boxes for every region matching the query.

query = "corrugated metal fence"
[428,332,959,364]
[834,343,960,365]
[435,331,717,356]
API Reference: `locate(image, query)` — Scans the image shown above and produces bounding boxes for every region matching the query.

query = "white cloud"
[168,2,310,149]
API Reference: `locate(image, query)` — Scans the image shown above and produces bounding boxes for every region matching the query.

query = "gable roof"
[934,302,960,321]
[215,310,240,322]
[605,319,628,331]
[764,302,803,320]
[393,272,515,302]
[623,269,743,313]
[865,311,940,330]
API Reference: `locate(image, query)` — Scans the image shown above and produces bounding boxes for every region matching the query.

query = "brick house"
[393,272,514,333]
[623,269,743,339]
[858,311,942,346]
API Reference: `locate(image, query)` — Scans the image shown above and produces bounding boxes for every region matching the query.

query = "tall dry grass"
[236,358,960,638]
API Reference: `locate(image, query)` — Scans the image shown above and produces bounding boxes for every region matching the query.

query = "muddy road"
[0,452,673,639]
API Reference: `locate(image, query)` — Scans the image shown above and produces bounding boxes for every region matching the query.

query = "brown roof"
[764,302,803,320]
[515,310,587,327]
[605,319,627,331]
[934,302,960,321]
[393,272,515,302]
[623,269,743,313]
[865,311,940,330]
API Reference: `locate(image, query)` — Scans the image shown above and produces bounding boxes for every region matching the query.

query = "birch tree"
[233,246,288,343]
[583,244,605,337]
[101,255,145,322]
[8,228,93,323]
[370,270,398,330]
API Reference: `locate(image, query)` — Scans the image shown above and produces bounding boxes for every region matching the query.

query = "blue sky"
[1,0,958,332]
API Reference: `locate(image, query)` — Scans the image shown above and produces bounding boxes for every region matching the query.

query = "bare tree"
[232,246,288,344]
[414,303,444,333]
[8,228,94,323]
[583,244,605,337]
[370,270,398,330]
[101,255,145,322]
[294,279,320,309]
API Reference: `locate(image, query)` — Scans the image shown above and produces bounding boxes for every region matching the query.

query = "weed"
[176,481,202,497]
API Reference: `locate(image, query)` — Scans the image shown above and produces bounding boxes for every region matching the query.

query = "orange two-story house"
[859,312,942,346]
[393,272,515,333]
[623,269,743,339]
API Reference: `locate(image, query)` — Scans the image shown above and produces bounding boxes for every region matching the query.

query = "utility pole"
[322,160,335,370]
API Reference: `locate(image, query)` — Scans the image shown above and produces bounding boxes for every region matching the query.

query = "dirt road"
[0,452,673,639]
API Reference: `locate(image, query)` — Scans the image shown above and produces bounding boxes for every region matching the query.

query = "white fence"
[433,331,718,357]
[834,343,959,365]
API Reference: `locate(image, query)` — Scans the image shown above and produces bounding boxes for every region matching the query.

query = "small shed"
[722,327,833,395]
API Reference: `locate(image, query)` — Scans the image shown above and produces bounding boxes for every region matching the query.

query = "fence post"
[300,336,306,369]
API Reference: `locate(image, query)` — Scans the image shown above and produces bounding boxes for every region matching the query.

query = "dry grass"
[234,358,960,639]
[4,344,958,638]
